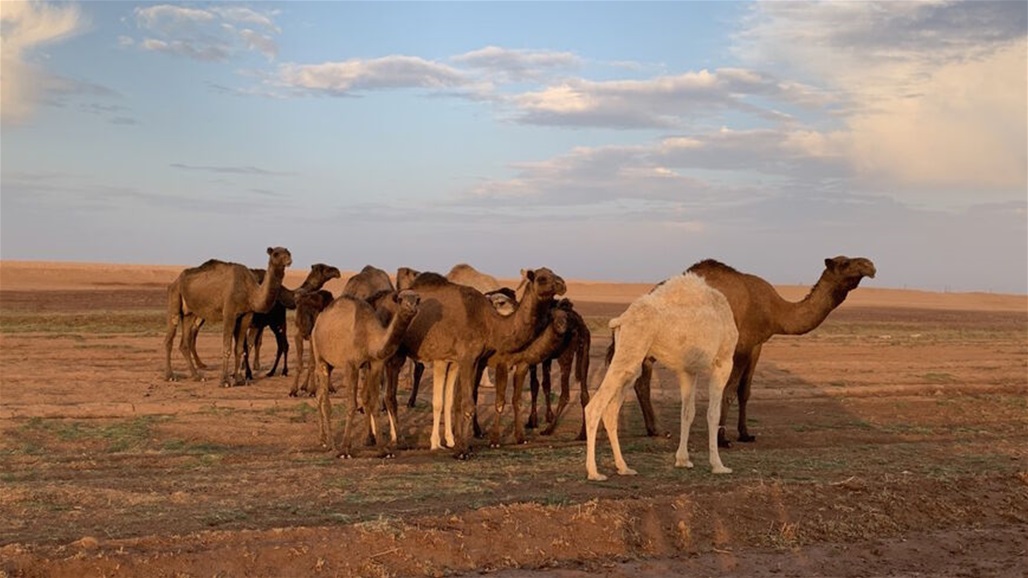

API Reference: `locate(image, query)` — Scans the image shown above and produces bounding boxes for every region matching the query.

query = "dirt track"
[1,279,1026,577]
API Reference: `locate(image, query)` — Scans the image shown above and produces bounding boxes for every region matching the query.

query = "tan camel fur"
[343,265,395,301]
[164,247,292,386]
[311,291,421,458]
[392,268,563,459]
[629,256,876,445]
[585,273,737,481]
[395,267,420,291]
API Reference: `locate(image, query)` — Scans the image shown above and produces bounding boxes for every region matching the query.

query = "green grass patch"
[0,310,165,334]
[17,415,172,453]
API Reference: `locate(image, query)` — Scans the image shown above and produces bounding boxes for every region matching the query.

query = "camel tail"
[575,324,591,387]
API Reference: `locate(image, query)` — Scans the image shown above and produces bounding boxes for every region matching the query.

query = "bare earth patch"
[0,263,1025,577]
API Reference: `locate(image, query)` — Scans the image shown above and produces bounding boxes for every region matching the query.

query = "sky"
[1,1,1026,294]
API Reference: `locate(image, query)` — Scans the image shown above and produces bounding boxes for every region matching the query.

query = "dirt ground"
[0,262,1026,577]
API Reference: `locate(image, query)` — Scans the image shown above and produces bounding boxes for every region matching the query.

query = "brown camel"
[289,289,335,396]
[476,307,569,446]
[244,263,341,379]
[628,255,876,446]
[342,265,395,301]
[387,268,563,459]
[164,247,292,386]
[311,291,421,458]
[525,298,592,440]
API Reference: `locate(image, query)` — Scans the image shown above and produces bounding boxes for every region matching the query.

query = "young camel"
[628,256,876,446]
[311,291,421,458]
[476,307,569,447]
[164,247,292,386]
[389,268,563,459]
[245,263,341,378]
[585,273,737,481]
[525,298,592,440]
[289,289,335,397]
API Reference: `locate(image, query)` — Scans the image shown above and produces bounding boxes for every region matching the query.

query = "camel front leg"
[525,365,541,430]
[542,355,573,436]
[407,360,425,408]
[430,363,450,450]
[231,314,253,386]
[452,361,478,460]
[338,363,361,459]
[490,362,510,447]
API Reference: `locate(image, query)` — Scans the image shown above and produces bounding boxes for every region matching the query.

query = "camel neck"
[253,264,286,311]
[774,272,850,335]
[372,309,416,361]
[494,287,548,353]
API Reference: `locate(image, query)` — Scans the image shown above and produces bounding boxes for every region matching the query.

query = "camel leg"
[269,324,289,377]
[541,354,573,436]
[576,345,591,441]
[315,362,334,450]
[603,380,636,476]
[337,362,362,459]
[430,363,450,450]
[452,361,477,460]
[178,315,204,381]
[525,365,541,430]
[632,357,663,437]
[381,359,401,454]
[718,355,747,448]
[289,333,305,396]
[361,364,380,448]
[164,308,180,381]
[540,359,554,424]
[407,360,425,408]
[189,317,207,370]
[489,363,509,447]
[707,360,733,474]
[251,326,263,372]
[584,362,636,481]
[509,364,528,445]
[674,369,698,469]
[231,314,252,386]
[736,344,761,443]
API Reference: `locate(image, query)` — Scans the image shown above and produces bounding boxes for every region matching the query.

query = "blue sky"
[2,1,1026,293]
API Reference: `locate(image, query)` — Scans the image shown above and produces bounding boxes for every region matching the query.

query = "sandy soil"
[0,261,1025,577]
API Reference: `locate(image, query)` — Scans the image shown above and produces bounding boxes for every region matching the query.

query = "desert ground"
[0,260,1025,578]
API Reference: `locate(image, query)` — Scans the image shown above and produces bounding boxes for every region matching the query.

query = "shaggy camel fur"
[164,247,292,386]
[628,256,876,446]
[476,307,569,446]
[585,273,737,481]
[245,263,341,378]
[390,269,563,459]
[311,291,421,458]
[525,298,592,440]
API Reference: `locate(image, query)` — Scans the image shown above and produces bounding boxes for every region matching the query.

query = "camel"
[311,291,421,458]
[395,267,420,291]
[446,263,503,294]
[525,298,592,440]
[244,263,341,379]
[342,265,395,301]
[628,256,876,446]
[585,273,737,481]
[388,268,563,459]
[164,247,292,386]
[288,289,335,396]
[476,307,570,446]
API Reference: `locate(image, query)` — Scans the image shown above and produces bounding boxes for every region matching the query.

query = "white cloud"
[736,0,1028,196]
[130,4,280,61]
[451,45,580,82]
[510,69,828,129]
[1,0,85,123]
[277,56,467,94]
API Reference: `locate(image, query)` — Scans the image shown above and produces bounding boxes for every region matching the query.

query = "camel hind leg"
[707,358,733,474]
[674,369,698,469]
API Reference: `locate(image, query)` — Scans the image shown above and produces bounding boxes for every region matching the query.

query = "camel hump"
[608,315,623,329]
[410,272,450,288]
[687,259,736,275]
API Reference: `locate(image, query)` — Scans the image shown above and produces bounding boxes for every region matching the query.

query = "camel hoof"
[717,438,733,449]
[525,418,538,430]
[675,460,694,469]
[738,434,756,443]
[288,391,298,398]
[540,427,556,437]
[337,453,353,460]
[489,442,501,449]
[712,466,733,475]
[453,451,471,461]
[617,467,639,477]
[587,472,608,482]
[282,369,289,377]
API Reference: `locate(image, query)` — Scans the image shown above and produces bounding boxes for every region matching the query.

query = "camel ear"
[267,247,273,255]
[525,269,535,282]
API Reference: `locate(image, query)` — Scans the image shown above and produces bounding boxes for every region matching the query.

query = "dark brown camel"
[244,263,341,379]
[289,289,336,397]
[311,291,421,458]
[627,255,876,446]
[385,268,563,459]
[164,247,292,386]
[525,298,592,440]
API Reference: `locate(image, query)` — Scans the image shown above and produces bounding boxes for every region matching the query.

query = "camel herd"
[163,249,876,480]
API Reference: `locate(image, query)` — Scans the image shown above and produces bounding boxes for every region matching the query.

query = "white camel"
[584,273,738,481]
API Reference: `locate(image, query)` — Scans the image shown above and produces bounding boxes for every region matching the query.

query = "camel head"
[396,267,421,291]
[550,308,569,335]
[266,246,293,270]
[393,289,421,320]
[823,256,876,292]
[310,263,341,286]
[485,287,518,317]
[523,267,564,300]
